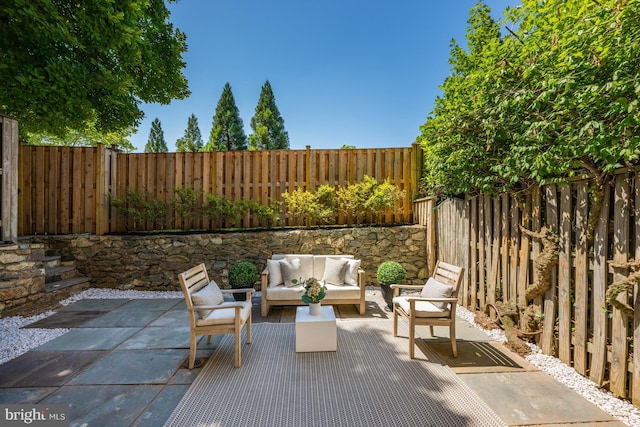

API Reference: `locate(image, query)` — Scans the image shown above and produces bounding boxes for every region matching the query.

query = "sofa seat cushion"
[323,283,362,300]
[196,301,252,326]
[393,296,450,318]
[267,282,361,301]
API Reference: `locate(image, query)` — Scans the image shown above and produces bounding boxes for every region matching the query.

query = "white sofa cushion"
[267,259,284,287]
[191,280,224,318]
[421,278,454,309]
[280,257,304,287]
[312,255,353,279]
[323,283,361,300]
[343,258,361,286]
[196,300,252,326]
[322,257,348,286]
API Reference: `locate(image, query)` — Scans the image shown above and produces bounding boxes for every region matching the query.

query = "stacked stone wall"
[0,243,45,311]
[34,225,429,292]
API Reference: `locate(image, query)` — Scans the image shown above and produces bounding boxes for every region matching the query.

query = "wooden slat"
[517,193,530,308]
[633,173,640,406]
[574,181,589,375]
[558,184,572,363]
[541,184,558,355]
[500,193,509,303]
[469,197,478,309]
[590,184,610,385]
[510,196,519,305]
[478,197,486,308]
[610,175,629,397]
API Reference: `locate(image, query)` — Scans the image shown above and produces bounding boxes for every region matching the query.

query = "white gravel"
[1,288,639,425]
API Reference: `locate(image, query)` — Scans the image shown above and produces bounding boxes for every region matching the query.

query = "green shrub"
[172,187,203,229]
[337,175,404,223]
[111,188,170,231]
[228,261,258,287]
[376,261,406,285]
[282,185,337,226]
[203,194,247,229]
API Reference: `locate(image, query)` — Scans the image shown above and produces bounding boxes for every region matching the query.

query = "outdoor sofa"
[261,254,366,316]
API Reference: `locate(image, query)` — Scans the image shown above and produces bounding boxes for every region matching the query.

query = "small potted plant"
[376,261,406,311]
[228,261,258,301]
[300,277,327,315]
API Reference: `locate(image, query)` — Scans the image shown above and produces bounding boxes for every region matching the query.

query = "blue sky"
[130,0,520,152]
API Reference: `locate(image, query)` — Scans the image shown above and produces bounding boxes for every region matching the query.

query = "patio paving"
[0,293,628,426]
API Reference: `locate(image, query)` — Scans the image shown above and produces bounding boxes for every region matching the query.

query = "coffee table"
[295,305,337,352]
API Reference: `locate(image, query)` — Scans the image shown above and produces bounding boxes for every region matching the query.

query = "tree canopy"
[0,0,189,137]
[249,80,289,150]
[176,114,204,152]
[145,118,168,153]
[418,0,640,197]
[206,83,247,151]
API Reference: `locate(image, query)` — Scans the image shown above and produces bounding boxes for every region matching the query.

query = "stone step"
[45,265,77,283]
[42,255,62,269]
[45,276,91,293]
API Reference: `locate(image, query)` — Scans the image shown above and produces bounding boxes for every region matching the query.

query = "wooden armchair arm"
[221,288,255,294]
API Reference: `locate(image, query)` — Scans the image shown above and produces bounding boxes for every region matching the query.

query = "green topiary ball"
[376,261,406,285]
[228,261,258,288]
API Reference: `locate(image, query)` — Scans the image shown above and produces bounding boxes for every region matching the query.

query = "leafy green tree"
[418,0,640,197]
[0,0,189,137]
[249,80,289,150]
[205,83,247,151]
[22,121,136,152]
[144,118,168,153]
[176,114,204,152]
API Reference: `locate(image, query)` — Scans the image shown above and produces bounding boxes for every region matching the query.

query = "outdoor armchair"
[392,261,464,358]
[178,263,253,368]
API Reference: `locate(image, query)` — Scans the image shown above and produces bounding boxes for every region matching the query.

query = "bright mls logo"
[0,405,68,426]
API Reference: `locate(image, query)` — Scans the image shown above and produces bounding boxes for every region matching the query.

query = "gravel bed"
[1,288,639,425]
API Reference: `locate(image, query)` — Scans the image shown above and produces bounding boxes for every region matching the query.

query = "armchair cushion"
[421,278,454,309]
[280,257,304,287]
[196,301,252,326]
[393,297,450,318]
[191,280,224,318]
[322,257,348,286]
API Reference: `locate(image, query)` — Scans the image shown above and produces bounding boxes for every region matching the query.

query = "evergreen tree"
[176,114,204,152]
[249,80,289,150]
[205,83,247,151]
[144,118,168,152]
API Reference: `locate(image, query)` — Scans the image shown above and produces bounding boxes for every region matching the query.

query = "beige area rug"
[165,320,506,427]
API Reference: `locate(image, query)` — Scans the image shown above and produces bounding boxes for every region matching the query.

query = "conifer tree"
[205,83,247,151]
[144,118,168,152]
[176,114,204,152]
[249,80,289,150]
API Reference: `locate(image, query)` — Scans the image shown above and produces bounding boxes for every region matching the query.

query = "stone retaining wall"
[36,225,429,291]
[0,243,45,312]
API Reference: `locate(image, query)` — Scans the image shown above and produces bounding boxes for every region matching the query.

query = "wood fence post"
[1,116,18,243]
[95,144,109,235]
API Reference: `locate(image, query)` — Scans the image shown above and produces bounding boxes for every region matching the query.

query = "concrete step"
[45,276,91,293]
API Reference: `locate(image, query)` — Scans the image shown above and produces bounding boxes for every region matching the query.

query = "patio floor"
[0,293,626,426]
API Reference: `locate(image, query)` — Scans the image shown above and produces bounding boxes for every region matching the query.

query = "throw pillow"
[421,278,454,310]
[191,280,224,318]
[342,258,361,286]
[322,257,348,286]
[267,259,284,287]
[280,257,304,288]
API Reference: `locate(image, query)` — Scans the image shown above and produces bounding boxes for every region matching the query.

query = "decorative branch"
[519,225,559,300]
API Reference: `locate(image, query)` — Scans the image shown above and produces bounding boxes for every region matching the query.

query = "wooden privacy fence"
[1,116,19,243]
[425,168,640,406]
[18,144,421,235]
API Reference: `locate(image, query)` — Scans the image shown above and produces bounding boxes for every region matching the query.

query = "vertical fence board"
[590,184,610,385]
[558,184,572,363]
[633,175,640,406]
[541,185,558,355]
[469,197,478,309]
[517,194,530,308]
[611,175,630,397]
[574,181,589,375]
[510,197,520,305]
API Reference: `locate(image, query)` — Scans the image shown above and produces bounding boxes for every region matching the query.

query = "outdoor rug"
[165,320,506,427]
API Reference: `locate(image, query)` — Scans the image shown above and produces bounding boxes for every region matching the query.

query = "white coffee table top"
[296,305,336,322]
